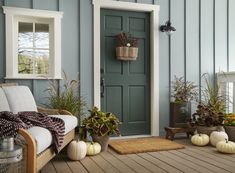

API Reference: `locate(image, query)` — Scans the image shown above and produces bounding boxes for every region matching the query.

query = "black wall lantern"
[160,21,176,35]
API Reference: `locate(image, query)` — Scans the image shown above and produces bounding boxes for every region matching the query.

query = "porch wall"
[0,0,235,135]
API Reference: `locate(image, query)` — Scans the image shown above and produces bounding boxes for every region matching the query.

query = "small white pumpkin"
[191,134,209,146]
[216,139,235,154]
[210,131,228,146]
[67,140,87,160]
[86,142,101,156]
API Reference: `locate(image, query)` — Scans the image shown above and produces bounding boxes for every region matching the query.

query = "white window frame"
[218,72,235,113]
[3,6,63,79]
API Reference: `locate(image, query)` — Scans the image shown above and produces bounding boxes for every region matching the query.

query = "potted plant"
[82,107,121,151]
[191,74,226,135]
[224,114,235,142]
[45,71,87,139]
[116,32,138,61]
[170,76,198,128]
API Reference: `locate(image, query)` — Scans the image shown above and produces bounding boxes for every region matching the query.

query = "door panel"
[129,86,146,122]
[106,86,123,122]
[101,9,150,136]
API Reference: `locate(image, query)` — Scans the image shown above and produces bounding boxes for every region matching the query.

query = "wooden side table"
[165,126,195,140]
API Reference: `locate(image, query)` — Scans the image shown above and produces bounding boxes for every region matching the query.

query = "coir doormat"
[109,137,184,154]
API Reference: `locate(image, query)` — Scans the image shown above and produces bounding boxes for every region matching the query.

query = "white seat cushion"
[49,115,78,134]
[0,88,10,112]
[27,126,53,154]
[3,86,37,113]
[28,115,77,154]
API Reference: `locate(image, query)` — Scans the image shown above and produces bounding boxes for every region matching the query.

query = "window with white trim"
[3,6,63,79]
[218,72,235,113]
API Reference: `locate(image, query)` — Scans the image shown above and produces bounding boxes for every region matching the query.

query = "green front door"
[100,9,150,136]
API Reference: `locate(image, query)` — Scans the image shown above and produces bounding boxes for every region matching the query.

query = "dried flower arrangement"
[171,76,198,103]
[116,32,138,47]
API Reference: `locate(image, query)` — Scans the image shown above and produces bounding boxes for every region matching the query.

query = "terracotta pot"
[196,126,219,136]
[91,135,110,151]
[225,126,235,142]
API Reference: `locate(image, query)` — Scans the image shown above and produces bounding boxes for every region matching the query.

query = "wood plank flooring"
[40,139,235,173]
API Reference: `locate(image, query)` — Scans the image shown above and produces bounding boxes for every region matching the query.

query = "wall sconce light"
[160,21,176,35]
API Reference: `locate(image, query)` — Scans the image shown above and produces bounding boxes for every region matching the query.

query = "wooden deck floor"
[40,139,235,173]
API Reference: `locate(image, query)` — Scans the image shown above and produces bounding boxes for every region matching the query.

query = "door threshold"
[110,135,152,140]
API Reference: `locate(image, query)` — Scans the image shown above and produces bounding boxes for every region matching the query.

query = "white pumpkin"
[67,140,87,160]
[191,134,209,146]
[216,139,235,154]
[86,142,101,156]
[210,131,228,146]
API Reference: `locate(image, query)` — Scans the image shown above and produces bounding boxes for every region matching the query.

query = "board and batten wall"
[0,0,235,135]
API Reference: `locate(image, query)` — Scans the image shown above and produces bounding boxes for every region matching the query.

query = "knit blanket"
[0,111,65,153]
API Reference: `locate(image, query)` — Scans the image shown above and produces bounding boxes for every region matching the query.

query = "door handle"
[101,77,105,97]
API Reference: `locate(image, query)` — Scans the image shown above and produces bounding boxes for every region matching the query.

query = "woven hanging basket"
[116,47,138,61]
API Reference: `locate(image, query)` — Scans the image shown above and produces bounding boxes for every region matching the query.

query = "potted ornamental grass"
[82,107,121,151]
[116,32,138,61]
[45,71,87,139]
[192,74,226,135]
[224,114,235,142]
[170,76,198,128]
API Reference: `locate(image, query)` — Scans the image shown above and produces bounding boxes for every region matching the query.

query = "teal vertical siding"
[170,0,185,80]
[0,0,234,135]
[4,0,32,8]
[215,0,228,72]
[200,0,214,87]
[80,0,93,107]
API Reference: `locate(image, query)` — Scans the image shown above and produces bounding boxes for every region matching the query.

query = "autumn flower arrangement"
[116,32,139,60]
[116,32,138,47]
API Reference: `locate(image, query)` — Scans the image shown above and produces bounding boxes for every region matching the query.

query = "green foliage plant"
[171,76,198,103]
[192,74,226,127]
[45,71,86,117]
[82,107,121,136]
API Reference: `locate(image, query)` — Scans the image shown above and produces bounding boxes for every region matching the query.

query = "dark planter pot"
[225,126,235,142]
[170,102,191,128]
[77,125,87,141]
[196,126,218,136]
[91,135,109,152]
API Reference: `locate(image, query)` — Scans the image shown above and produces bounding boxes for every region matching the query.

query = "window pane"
[18,49,34,74]
[18,22,33,48]
[35,23,49,48]
[34,49,49,74]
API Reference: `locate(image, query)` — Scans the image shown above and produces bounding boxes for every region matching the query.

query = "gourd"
[210,131,228,146]
[86,142,101,156]
[191,134,209,146]
[216,139,235,154]
[67,140,87,160]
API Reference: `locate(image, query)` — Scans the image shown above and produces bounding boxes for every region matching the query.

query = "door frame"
[92,0,160,136]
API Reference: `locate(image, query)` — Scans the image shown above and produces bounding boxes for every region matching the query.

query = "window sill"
[5,76,62,80]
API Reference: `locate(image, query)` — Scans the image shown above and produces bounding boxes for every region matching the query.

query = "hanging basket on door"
[116,47,138,61]
[116,32,139,61]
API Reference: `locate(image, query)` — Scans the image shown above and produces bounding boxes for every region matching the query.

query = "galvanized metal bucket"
[0,137,23,173]
[0,137,14,151]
